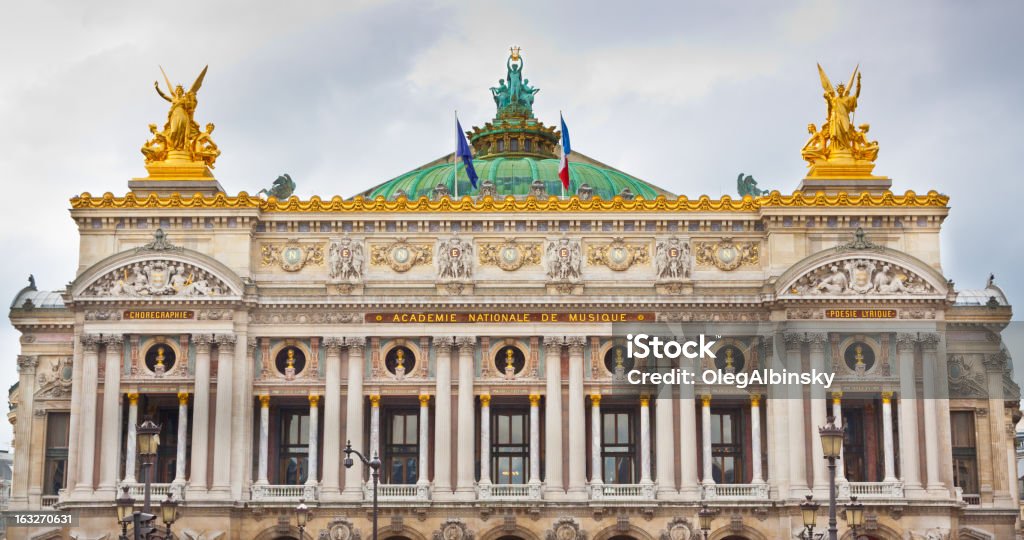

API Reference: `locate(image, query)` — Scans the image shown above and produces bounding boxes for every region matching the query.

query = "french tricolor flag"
[558,113,571,191]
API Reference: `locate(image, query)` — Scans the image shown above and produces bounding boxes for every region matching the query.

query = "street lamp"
[295,499,309,539]
[800,494,820,540]
[847,495,865,540]
[116,486,135,540]
[344,440,381,540]
[697,503,714,540]
[136,419,161,513]
[818,416,844,540]
[159,491,179,538]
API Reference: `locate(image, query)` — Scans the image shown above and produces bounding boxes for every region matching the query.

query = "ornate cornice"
[70,190,950,213]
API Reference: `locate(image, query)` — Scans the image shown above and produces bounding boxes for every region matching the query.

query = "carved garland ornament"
[370,239,432,272]
[261,241,324,272]
[787,258,938,296]
[84,260,229,298]
[478,239,541,271]
[586,238,649,271]
[694,238,759,270]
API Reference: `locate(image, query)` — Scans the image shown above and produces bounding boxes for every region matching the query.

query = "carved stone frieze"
[84,260,228,298]
[657,311,769,322]
[478,239,541,271]
[655,237,692,280]
[694,238,759,271]
[251,311,361,324]
[85,310,122,321]
[789,257,938,296]
[261,240,324,272]
[327,237,365,283]
[586,238,649,271]
[370,239,432,272]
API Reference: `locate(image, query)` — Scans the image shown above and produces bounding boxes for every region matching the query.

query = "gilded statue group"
[802,64,879,166]
[490,47,540,116]
[141,65,220,168]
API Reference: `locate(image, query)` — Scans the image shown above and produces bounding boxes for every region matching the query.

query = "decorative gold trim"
[177,391,189,405]
[419,394,431,407]
[369,394,381,408]
[259,394,270,408]
[308,394,320,407]
[590,394,601,406]
[70,190,950,212]
[529,394,541,406]
[479,394,491,407]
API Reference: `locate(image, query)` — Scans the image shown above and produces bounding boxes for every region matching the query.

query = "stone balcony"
[368,482,430,502]
[119,482,185,501]
[478,482,542,501]
[701,482,770,501]
[588,482,655,501]
[250,483,318,502]
[840,480,904,500]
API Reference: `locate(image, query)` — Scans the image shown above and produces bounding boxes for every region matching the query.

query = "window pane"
[603,414,614,443]
[951,412,976,447]
[711,415,722,443]
[406,415,418,443]
[498,415,510,444]
[46,413,70,448]
[616,414,628,443]
[722,414,732,443]
[511,416,523,444]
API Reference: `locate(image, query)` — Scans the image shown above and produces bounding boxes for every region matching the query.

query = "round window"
[144,344,175,373]
[275,346,306,375]
[494,346,526,375]
[714,345,745,372]
[603,345,635,374]
[844,342,875,371]
[385,346,415,375]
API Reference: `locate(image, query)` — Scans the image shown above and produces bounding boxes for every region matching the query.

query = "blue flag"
[456,119,479,189]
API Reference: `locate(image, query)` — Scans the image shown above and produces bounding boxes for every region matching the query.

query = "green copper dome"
[361,155,669,200]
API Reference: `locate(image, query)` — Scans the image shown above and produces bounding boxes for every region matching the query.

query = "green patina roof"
[361,153,672,200]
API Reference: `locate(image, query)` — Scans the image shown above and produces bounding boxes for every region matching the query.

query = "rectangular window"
[43,413,70,495]
[950,411,979,496]
[155,407,185,483]
[384,410,419,484]
[710,408,744,483]
[492,409,529,484]
[842,408,867,482]
[277,409,309,485]
[601,410,636,484]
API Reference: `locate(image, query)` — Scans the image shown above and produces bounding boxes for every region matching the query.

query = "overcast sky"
[0,1,1022,450]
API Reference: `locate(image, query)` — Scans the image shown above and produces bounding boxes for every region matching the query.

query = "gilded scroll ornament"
[370,239,432,273]
[586,238,649,271]
[478,239,541,271]
[694,239,759,271]
[261,241,324,272]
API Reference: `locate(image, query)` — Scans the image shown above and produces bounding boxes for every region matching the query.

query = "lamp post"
[800,494,820,540]
[344,439,380,540]
[818,416,845,540]
[295,499,309,539]
[697,503,714,540]
[159,491,179,538]
[116,486,135,540]
[847,495,865,540]
[136,420,161,513]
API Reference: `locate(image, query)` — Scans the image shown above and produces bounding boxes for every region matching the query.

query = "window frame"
[491,407,530,485]
[600,408,638,484]
[383,407,420,485]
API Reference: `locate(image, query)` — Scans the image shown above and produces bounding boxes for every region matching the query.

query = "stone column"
[919,334,942,492]
[455,336,477,498]
[123,392,139,483]
[896,334,922,491]
[418,395,431,486]
[567,336,587,498]
[640,396,653,485]
[76,335,101,492]
[211,334,236,496]
[764,336,790,498]
[66,335,85,494]
[321,338,344,496]
[831,392,845,482]
[433,337,454,496]
[784,334,808,491]
[479,394,491,487]
[590,394,603,486]
[342,337,365,498]
[701,395,713,485]
[12,355,38,504]
[190,334,213,491]
[98,335,124,495]
[808,333,828,495]
[656,395,676,497]
[679,376,699,499]
[529,394,541,487]
[881,392,897,482]
[307,394,320,486]
[231,335,255,500]
[543,337,564,495]
[369,395,381,460]
[750,394,764,484]
[174,392,189,485]
[257,395,270,485]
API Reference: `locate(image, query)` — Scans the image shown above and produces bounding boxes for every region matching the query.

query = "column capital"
[456,336,476,351]
[804,332,828,350]
[831,391,843,404]
[126,392,140,405]
[177,391,190,405]
[881,391,894,403]
[543,336,565,350]
[590,394,601,406]
[16,355,38,373]
[783,333,802,351]
[215,334,237,351]
[247,337,259,352]
[895,333,917,352]
[324,337,344,354]
[529,394,541,406]
[566,336,586,352]
[433,336,455,353]
[193,333,214,352]
[701,394,711,407]
[103,334,125,350]
[345,336,367,350]
[479,394,491,407]
[639,395,650,408]
[918,333,940,350]
[749,394,761,407]
[308,394,320,407]
[419,394,431,407]
[369,394,381,408]
[81,334,102,352]
[259,394,271,408]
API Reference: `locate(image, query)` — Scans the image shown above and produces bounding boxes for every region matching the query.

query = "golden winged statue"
[142,65,220,168]
[803,64,879,175]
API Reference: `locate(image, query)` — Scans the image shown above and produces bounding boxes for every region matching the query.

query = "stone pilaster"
[98,334,124,496]
[455,336,476,498]
[211,334,236,497]
[321,338,344,497]
[433,336,454,497]
[566,336,587,498]
[543,336,564,496]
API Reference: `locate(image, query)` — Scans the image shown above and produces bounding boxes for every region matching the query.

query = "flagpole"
[454,110,459,199]
[560,111,566,200]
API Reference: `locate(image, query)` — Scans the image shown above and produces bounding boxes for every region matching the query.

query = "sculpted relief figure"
[438,236,474,280]
[793,258,938,296]
[328,237,365,283]
[655,237,692,280]
[547,237,582,282]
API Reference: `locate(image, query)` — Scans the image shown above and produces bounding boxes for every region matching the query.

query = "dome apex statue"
[802,64,882,179]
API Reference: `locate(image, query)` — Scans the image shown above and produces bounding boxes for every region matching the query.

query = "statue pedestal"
[130,151,223,197]
[799,153,890,194]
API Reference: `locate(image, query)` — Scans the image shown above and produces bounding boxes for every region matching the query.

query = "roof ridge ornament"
[836,227,884,252]
[136,228,184,253]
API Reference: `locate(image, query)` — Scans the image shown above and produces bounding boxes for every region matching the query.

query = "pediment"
[778,251,948,300]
